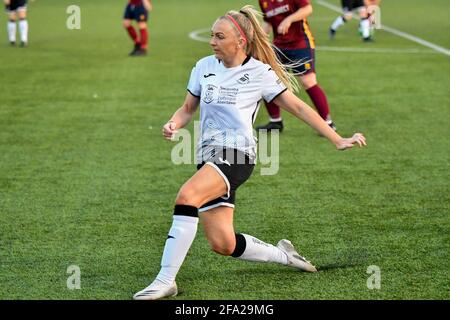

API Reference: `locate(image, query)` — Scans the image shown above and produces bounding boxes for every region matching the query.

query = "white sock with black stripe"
[156,205,199,285]
[7,20,16,43]
[19,19,28,43]
[231,233,288,265]
[331,15,346,31]
[361,18,371,38]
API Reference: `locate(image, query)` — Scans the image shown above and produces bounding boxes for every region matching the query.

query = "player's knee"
[175,187,200,207]
[122,20,131,28]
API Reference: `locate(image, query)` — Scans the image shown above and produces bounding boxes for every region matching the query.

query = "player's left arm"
[143,0,152,12]
[277,4,313,35]
[273,90,366,150]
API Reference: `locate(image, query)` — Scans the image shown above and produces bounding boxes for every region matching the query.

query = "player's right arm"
[4,0,11,6]
[163,92,199,140]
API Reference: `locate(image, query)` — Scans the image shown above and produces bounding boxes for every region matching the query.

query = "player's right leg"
[6,9,17,46]
[133,164,228,300]
[329,0,354,38]
[123,4,141,55]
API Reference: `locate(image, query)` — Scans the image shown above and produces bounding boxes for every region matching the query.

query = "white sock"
[270,117,282,122]
[331,15,345,31]
[235,234,288,265]
[7,21,16,43]
[19,19,28,43]
[156,215,199,285]
[361,18,370,38]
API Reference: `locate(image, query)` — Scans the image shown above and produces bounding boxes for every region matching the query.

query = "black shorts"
[5,0,27,12]
[123,3,148,22]
[197,149,254,213]
[276,47,315,75]
[342,0,364,12]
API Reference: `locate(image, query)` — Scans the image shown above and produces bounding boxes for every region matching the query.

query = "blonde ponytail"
[222,5,300,92]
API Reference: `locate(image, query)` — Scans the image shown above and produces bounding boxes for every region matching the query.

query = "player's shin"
[155,205,199,285]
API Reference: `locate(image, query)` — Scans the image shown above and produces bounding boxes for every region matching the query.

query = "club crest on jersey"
[237,74,250,85]
[203,84,217,104]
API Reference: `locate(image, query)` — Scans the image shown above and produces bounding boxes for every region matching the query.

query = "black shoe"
[363,36,374,42]
[20,41,27,48]
[256,121,284,133]
[129,43,141,56]
[10,41,16,46]
[131,48,147,56]
[329,28,336,40]
[327,120,337,131]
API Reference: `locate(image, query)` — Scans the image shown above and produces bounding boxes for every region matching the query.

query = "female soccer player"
[256,0,336,132]
[133,5,366,300]
[329,0,381,42]
[4,0,28,47]
[123,0,152,56]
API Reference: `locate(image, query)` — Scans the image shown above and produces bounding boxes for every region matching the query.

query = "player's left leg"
[359,6,372,41]
[7,10,17,46]
[201,206,317,272]
[129,4,149,56]
[297,49,336,131]
[136,21,148,55]
[17,5,27,46]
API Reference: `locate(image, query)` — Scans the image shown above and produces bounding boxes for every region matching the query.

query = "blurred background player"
[256,0,336,133]
[329,0,381,42]
[4,0,28,47]
[123,0,152,56]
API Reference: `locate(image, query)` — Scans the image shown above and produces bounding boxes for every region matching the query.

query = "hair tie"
[226,15,247,43]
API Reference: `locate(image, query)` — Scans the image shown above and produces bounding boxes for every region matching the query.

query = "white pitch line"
[315,0,450,56]
[188,28,436,54]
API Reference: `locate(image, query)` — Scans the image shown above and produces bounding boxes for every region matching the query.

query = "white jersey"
[187,55,287,164]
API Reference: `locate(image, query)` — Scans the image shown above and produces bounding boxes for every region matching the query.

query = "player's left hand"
[144,0,152,11]
[335,133,366,150]
[277,18,292,35]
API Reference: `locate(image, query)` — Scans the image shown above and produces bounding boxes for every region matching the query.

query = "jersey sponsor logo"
[262,1,268,9]
[203,84,217,104]
[203,73,216,78]
[217,86,238,105]
[237,73,250,85]
[266,4,290,18]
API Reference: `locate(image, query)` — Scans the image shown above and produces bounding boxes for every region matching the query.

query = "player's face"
[210,19,241,61]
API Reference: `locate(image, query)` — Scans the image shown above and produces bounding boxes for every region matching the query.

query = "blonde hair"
[220,5,300,92]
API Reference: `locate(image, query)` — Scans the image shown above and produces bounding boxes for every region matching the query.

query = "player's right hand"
[162,121,178,140]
